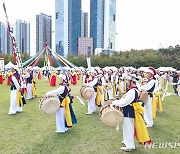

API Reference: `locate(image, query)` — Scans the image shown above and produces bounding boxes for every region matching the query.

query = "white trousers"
[123,117,135,149]
[120,81,125,93]
[56,107,68,132]
[108,89,113,100]
[144,96,153,126]
[27,83,33,99]
[88,92,97,113]
[178,85,180,96]
[9,90,22,114]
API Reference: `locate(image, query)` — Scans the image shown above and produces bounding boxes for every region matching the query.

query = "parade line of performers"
[1,66,180,152]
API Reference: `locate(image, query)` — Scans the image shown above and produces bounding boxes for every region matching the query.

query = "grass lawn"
[0,78,180,154]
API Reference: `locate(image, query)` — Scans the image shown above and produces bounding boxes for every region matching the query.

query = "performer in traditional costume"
[38,71,42,79]
[84,75,98,115]
[22,69,33,100]
[0,71,3,84]
[50,71,57,86]
[71,71,77,85]
[136,67,156,128]
[8,66,25,114]
[46,74,76,133]
[108,74,151,152]
[7,70,13,85]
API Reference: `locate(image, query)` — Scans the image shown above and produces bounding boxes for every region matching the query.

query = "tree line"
[1,45,180,69]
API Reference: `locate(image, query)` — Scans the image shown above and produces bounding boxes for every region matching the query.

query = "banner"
[86,58,91,72]
[0,58,4,71]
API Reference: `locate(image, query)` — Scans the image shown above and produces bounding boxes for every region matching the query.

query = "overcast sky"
[0,0,180,55]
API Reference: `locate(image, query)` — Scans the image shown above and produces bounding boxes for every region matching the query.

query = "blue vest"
[122,89,138,118]
[58,86,68,104]
[27,73,32,83]
[10,72,20,90]
[147,80,155,97]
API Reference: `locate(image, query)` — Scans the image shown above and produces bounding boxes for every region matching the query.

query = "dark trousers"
[173,85,178,95]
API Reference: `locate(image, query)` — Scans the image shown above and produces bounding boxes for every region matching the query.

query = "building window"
[56,12,59,19]
[113,14,115,21]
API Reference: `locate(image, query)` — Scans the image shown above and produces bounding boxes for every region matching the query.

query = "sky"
[0,0,180,55]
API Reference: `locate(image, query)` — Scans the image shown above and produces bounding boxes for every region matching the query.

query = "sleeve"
[85,78,98,87]
[22,73,30,79]
[137,80,155,91]
[46,86,65,96]
[111,89,135,107]
[11,76,20,90]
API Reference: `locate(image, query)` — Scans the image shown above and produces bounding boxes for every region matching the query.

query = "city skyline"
[36,13,52,53]
[0,0,180,55]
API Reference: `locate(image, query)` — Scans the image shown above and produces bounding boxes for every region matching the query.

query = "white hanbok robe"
[46,86,68,132]
[137,79,155,127]
[85,78,98,113]
[22,73,33,99]
[112,88,137,149]
[9,75,22,114]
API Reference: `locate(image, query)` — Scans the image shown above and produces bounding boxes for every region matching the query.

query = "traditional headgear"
[127,73,139,82]
[59,74,66,80]
[144,67,156,76]
[11,65,18,71]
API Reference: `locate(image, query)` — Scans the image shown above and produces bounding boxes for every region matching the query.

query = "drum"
[100,105,123,127]
[176,87,180,92]
[139,90,148,103]
[80,86,94,100]
[39,95,60,114]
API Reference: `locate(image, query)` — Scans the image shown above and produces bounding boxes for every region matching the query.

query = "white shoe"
[55,130,66,133]
[8,112,16,115]
[146,124,153,128]
[121,147,135,152]
[86,112,93,115]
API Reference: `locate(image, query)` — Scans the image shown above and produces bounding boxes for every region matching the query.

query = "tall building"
[36,13,52,53]
[55,0,81,56]
[0,22,12,54]
[104,0,116,50]
[81,12,88,37]
[16,20,30,54]
[78,37,93,56]
[90,0,116,51]
[90,0,104,50]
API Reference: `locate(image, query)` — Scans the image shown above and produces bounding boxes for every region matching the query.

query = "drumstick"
[76,96,85,106]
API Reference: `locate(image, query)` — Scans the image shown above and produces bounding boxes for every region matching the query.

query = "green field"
[0,78,180,154]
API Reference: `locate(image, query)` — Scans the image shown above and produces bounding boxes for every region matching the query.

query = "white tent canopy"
[5,61,15,69]
[138,67,149,71]
[157,67,176,72]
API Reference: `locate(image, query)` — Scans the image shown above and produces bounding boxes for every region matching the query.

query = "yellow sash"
[152,93,157,119]
[124,77,126,92]
[155,91,163,112]
[112,82,116,98]
[16,90,23,107]
[96,86,103,106]
[132,102,150,144]
[61,96,72,127]
[118,80,122,95]
[32,81,37,97]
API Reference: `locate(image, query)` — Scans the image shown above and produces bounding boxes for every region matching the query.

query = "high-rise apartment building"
[104,0,116,50]
[90,0,116,51]
[16,20,30,54]
[81,12,88,37]
[55,0,81,56]
[0,22,12,54]
[78,37,93,56]
[36,13,52,53]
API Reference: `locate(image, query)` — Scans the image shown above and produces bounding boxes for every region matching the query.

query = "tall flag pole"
[3,2,24,82]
